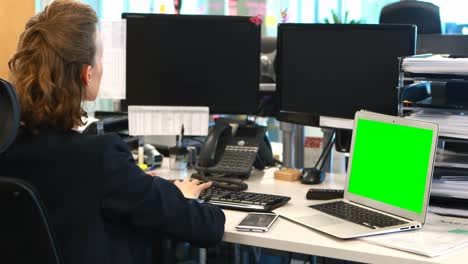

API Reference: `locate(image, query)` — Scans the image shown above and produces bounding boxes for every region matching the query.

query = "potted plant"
[324,10,361,24]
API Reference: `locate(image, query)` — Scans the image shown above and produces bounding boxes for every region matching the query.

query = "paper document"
[431,178,468,199]
[429,206,468,218]
[405,110,468,140]
[361,213,468,257]
[402,55,468,75]
[435,151,468,169]
[128,106,209,136]
[99,20,126,99]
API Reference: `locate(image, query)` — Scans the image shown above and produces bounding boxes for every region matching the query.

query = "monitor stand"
[280,122,304,168]
[307,129,336,176]
[335,129,352,170]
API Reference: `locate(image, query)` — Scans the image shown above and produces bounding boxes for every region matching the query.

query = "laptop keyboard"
[309,201,408,229]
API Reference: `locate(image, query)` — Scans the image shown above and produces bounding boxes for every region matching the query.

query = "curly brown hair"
[8,0,98,132]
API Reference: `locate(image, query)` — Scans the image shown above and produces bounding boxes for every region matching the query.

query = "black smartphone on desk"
[235,213,279,232]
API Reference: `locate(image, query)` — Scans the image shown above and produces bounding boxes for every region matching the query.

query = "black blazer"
[0,128,225,264]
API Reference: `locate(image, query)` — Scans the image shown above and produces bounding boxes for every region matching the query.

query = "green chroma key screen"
[348,119,434,213]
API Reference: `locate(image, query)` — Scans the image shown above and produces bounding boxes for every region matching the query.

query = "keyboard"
[306,188,344,200]
[309,201,408,229]
[199,186,291,212]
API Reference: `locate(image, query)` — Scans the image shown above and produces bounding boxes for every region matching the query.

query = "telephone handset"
[197,123,233,168]
[196,122,275,178]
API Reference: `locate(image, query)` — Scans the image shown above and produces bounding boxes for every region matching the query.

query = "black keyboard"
[306,188,344,200]
[199,186,291,212]
[309,201,408,229]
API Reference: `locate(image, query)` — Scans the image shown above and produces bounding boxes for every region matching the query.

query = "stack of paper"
[431,178,468,200]
[429,206,468,218]
[405,110,468,139]
[435,149,468,169]
[402,55,468,75]
[361,213,468,257]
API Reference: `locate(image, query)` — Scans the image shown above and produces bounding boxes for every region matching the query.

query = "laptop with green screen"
[276,111,438,239]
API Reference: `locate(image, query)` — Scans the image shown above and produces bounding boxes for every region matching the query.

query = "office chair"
[0,78,62,264]
[0,78,19,153]
[379,0,442,34]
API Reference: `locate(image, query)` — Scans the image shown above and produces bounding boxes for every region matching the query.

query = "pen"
[180,124,184,146]
[147,164,158,171]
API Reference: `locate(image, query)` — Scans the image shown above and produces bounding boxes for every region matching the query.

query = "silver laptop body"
[275,111,438,239]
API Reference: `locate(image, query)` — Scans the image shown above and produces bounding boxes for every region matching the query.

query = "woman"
[1,1,225,263]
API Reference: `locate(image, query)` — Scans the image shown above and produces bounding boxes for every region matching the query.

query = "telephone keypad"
[218,146,258,170]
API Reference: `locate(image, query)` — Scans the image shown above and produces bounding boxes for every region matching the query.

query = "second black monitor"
[125,13,261,114]
[276,24,416,125]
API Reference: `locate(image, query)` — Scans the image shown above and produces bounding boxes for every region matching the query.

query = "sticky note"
[265,15,276,27]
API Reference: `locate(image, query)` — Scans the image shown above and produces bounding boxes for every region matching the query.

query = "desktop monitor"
[276,24,416,127]
[124,13,261,114]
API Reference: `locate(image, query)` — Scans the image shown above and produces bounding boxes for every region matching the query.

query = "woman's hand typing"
[173,176,212,199]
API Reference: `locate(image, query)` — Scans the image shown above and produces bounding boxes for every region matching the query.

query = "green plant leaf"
[325,9,361,24]
[331,9,340,23]
[344,11,349,24]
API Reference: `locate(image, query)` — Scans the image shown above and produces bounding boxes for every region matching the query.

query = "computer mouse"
[300,167,325,185]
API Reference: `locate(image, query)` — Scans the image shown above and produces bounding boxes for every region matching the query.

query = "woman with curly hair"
[1,1,225,263]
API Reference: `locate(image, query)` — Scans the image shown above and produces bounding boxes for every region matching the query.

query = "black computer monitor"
[276,24,416,127]
[124,13,260,114]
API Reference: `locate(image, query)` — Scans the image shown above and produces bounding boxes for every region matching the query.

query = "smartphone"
[235,212,279,232]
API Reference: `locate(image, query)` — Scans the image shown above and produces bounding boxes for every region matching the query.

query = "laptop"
[275,111,439,239]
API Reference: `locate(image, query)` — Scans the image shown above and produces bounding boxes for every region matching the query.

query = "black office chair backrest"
[0,79,62,263]
[0,177,62,264]
[0,78,20,153]
[379,0,442,34]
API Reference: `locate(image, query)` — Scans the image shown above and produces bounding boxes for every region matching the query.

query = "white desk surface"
[156,165,468,264]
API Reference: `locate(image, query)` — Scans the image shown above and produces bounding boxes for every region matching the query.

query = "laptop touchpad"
[297,214,344,227]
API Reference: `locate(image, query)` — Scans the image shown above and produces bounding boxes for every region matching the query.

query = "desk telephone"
[195,122,275,178]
